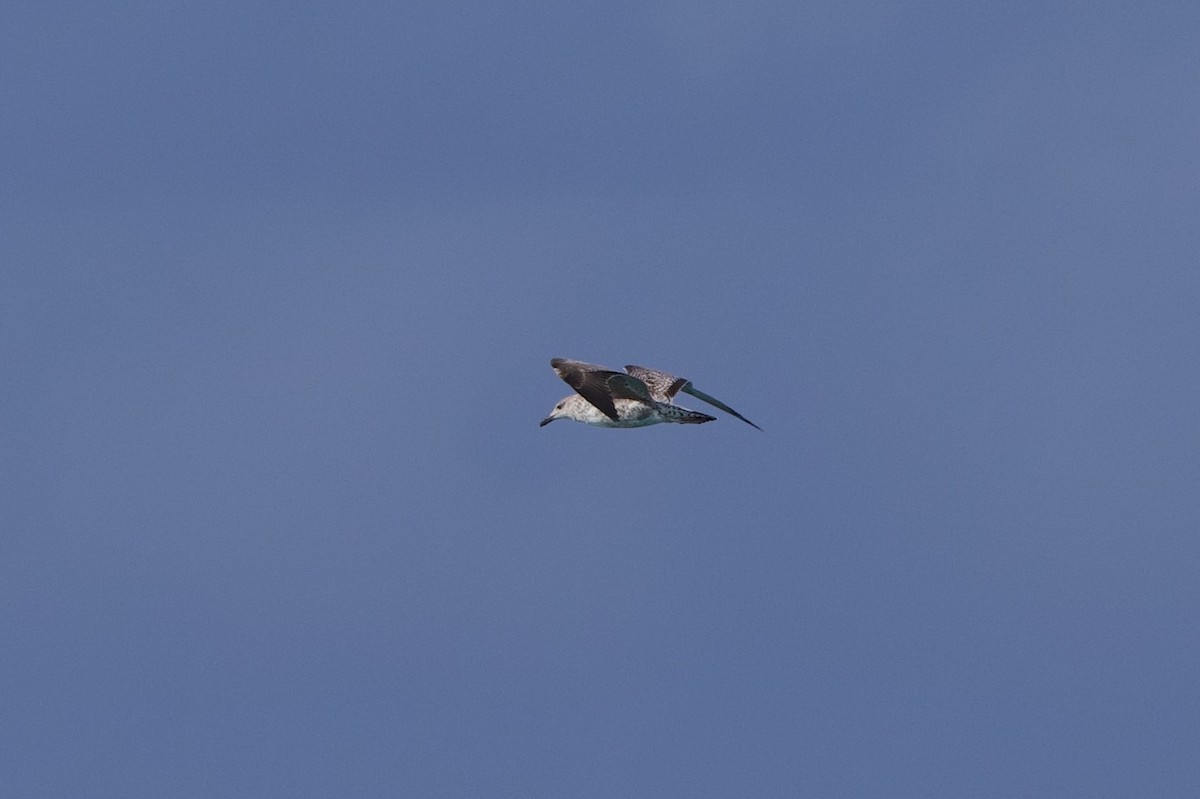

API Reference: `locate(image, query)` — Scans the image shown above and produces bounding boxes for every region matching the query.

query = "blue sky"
[4,2,1199,796]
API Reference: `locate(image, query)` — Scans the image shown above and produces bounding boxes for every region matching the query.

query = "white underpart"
[550,395,668,428]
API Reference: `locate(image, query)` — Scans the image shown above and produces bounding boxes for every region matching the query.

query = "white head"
[541,395,579,426]
[540,394,608,426]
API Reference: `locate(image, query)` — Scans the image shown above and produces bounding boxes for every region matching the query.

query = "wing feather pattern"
[550,358,762,430]
[627,363,762,430]
[551,358,654,420]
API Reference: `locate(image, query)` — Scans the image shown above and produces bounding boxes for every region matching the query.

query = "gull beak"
[539,415,555,427]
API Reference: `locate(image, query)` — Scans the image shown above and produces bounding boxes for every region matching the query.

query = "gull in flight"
[540,358,762,430]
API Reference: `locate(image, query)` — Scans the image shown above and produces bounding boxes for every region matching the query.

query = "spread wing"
[680,383,762,430]
[551,358,654,421]
[627,363,762,430]
[624,365,689,402]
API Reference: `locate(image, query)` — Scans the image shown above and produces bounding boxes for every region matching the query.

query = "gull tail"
[661,406,717,425]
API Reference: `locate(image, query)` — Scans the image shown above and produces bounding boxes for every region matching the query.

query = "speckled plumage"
[540,358,761,430]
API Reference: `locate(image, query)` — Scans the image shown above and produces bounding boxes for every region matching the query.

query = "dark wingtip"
[735,415,764,431]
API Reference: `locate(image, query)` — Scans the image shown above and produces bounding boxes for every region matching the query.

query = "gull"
[540,358,762,430]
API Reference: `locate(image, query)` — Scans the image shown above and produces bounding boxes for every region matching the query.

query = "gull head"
[539,397,571,426]
[540,395,597,427]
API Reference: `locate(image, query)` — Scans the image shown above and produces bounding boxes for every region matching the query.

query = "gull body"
[541,393,714,428]
[540,358,761,430]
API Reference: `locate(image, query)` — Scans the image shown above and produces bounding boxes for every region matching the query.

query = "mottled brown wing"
[624,365,689,402]
[605,373,655,403]
[627,363,763,430]
[550,358,624,420]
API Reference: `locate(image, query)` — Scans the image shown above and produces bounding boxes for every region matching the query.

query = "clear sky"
[4,2,1199,796]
